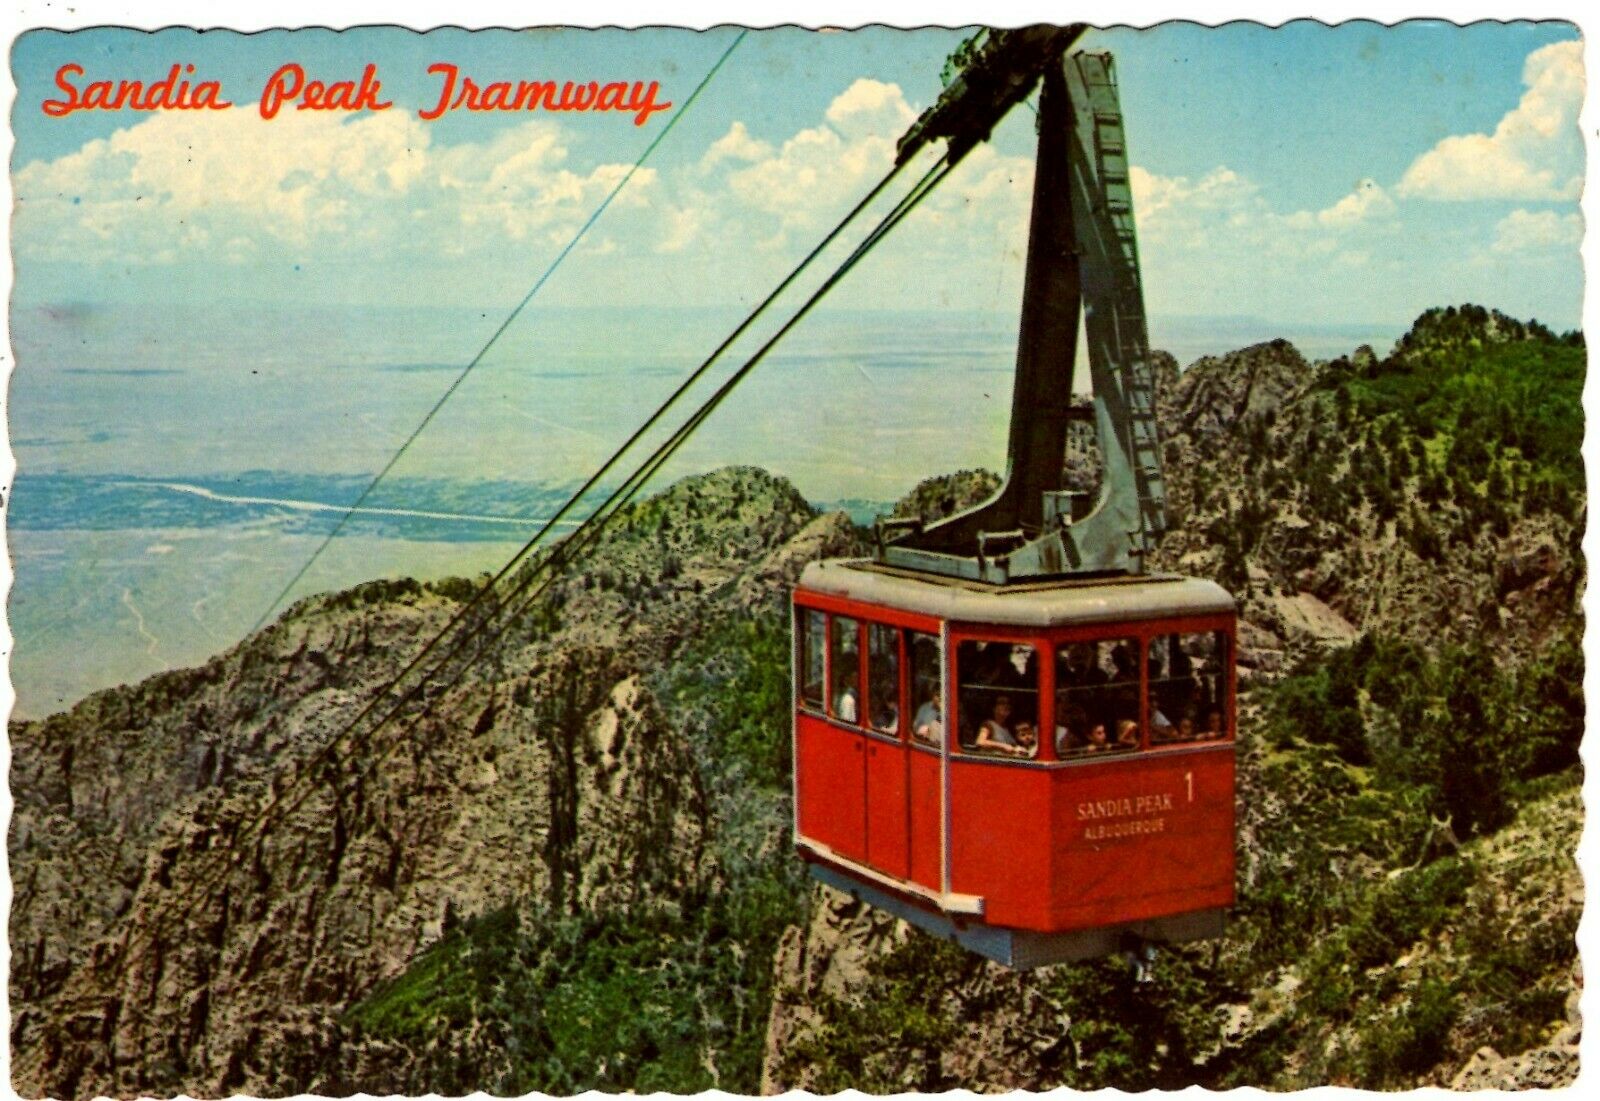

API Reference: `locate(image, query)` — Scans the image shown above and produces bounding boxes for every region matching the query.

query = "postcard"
[4,14,1585,1096]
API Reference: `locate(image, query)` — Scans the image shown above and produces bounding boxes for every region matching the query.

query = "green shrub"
[660,614,794,790]
[1267,661,1367,763]
[1357,978,1458,1085]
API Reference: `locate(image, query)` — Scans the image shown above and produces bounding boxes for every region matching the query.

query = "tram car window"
[830,616,862,724]
[957,640,1040,758]
[868,623,901,735]
[798,609,826,711]
[1055,638,1140,756]
[909,632,942,744]
[1149,631,1231,743]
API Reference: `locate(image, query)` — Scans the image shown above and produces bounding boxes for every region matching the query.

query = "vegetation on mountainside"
[345,613,806,1093]
[347,306,1582,1093]
[774,306,1584,1091]
[1213,643,1580,1088]
[346,893,796,1094]
[1196,305,1583,596]
[1268,623,1582,837]
[1322,305,1584,518]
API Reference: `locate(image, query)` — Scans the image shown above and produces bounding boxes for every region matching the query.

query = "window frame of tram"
[1146,629,1232,745]
[795,610,919,743]
[865,622,902,736]
[828,614,864,726]
[798,608,827,713]
[955,637,1043,760]
[908,631,943,748]
[1053,637,1144,758]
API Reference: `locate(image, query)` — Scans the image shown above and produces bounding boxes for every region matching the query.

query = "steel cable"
[92,152,955,987]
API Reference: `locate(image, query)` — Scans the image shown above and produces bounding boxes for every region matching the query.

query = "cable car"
[791,31,1237,968]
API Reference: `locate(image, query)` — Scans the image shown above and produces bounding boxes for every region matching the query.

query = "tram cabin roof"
[797,560,1235,629]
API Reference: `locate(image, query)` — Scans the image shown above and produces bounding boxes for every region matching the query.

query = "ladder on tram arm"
[1078,52,1168,553]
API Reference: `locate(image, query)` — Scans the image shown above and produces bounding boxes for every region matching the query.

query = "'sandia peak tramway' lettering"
[43,63,231,117]
[418,63,673,125]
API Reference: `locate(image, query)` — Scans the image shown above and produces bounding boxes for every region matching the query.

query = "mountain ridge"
[9,305,1583,1094]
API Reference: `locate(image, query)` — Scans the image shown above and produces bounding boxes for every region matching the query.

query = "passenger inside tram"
[910,633,941,743]
[1004,643,1037,687]
[1110,642,1137,683]
[1108,645,1141,727]
[1059,643,1108,691]
[912,691,942,743]
[868,623,900,734]
[1151,706,1175,742]
[1115,718,1140,750]
[1082,721,1111,752]
[974,694,1020,754]
[958,640,1039,755]
[1055,703,1089,755]
[1151,631,1228,743]
[1057,638,1142,756]
[799,610,826,710]
[836,685,859,723]
[831,615,861,725]
[1205,707,1225,740]
[873,697,899,734]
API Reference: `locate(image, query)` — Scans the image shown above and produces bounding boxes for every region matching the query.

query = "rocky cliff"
[1153,319,1582,675]
[10,467,850,1096]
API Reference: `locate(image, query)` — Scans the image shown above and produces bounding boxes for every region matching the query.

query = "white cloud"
[1397,40,1583,201]
[12,107,645,263]
[1120,162,1431,322]
[1132,166,1396,249]
[1133,165,1256,218]
[698,121,771,172]
[12,73,953,274]
[824,78,917,138]
[1306,179,1396,228]
[722,84,912,239]
[1491,208,1583,253]
[28,61,1574,329]
[655,205,706,254]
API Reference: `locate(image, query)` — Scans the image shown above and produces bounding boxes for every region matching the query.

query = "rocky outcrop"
[760,778,1582,1093]
[889,469,1002,525]
[1451,992,1581,1090]
[762,888,1078,1094]
[12,623,707,1097]
[1152,331,1580,665]
[10,583,454,1030]
[1169,338,1308,440]
[9,466,817,1099]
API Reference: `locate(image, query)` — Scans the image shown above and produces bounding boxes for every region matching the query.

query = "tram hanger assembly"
[791,28,1239,969]
[886,26,1167,582]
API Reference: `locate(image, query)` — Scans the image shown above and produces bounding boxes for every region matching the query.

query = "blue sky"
[9,21,1585,329]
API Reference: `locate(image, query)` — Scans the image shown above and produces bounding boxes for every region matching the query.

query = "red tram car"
[789,33,1238,967]
[792,562,1235,967]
